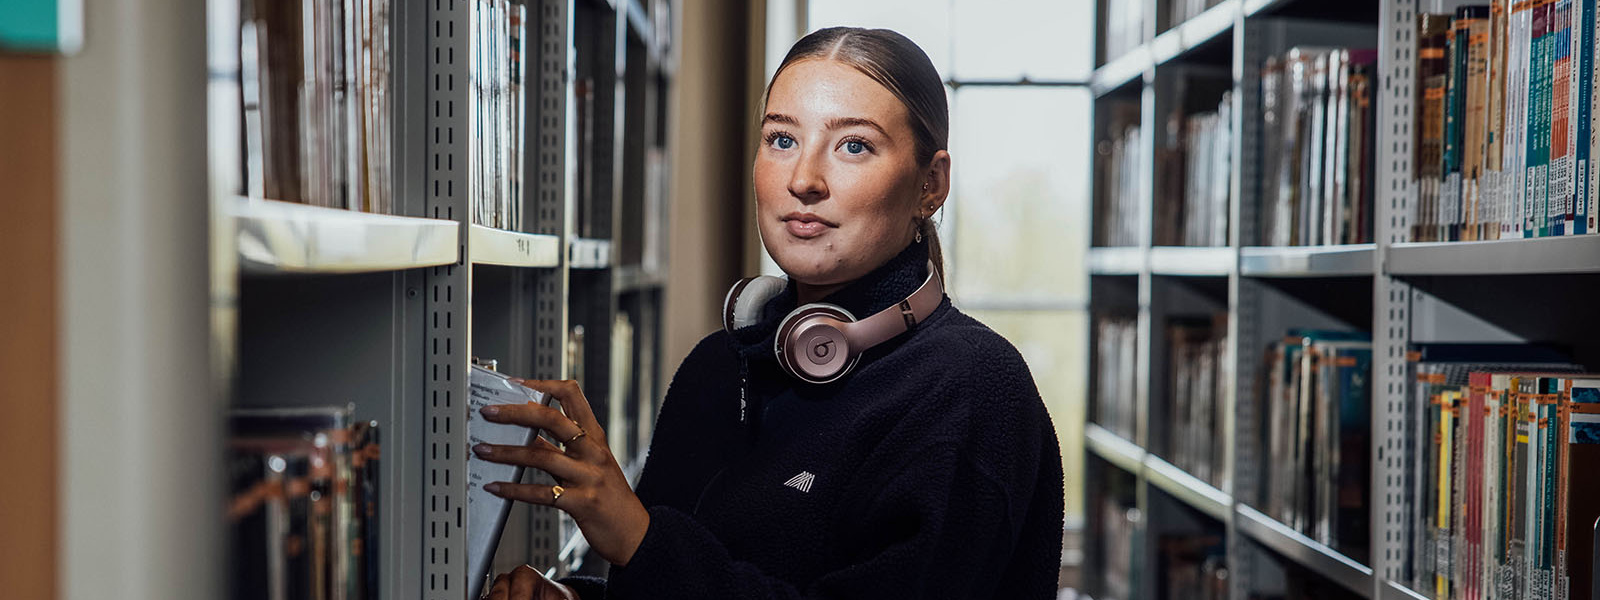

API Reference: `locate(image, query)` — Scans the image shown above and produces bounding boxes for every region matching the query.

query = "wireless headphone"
[723,261,944,384]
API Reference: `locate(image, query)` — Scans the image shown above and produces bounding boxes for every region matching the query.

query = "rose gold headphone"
[723,261,944,384]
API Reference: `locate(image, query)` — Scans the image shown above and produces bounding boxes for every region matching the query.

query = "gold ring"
[551,485,565,503]
[564,427,587,445]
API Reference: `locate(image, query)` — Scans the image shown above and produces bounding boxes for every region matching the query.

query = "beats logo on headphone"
[723,261,944,384]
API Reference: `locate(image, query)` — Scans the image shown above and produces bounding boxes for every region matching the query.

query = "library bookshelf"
[206,0,675,599]
[1084,0,1600,599]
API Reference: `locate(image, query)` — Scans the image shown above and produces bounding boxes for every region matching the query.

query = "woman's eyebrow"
[763,113,799,126]
[825,117,888,137]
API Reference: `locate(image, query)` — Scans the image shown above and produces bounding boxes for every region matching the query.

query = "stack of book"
[240,0,394,213]
[1259,47,1379,246]
[1412,3,1600,242]
[1156,94,1232,247]
[1156,534,1229,600]
[228,407,380,600]
[470,0,527,230]
[1097,122,1144,247]
[1259,330,1372,564]
[1403,344,1597,600]
[1165,316,1228,488]
[1104,0,1146,63]
[1095,315,1140,441]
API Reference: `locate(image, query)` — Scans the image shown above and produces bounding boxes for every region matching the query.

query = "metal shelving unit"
[1092,0,1600,594]
[208,0,675,597]
[1085,0,1490,598]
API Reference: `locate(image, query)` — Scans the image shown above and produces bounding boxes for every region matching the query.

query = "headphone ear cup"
[775,303,860,384]
[724,275,788,332]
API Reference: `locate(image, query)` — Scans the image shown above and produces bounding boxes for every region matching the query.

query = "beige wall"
[662,0,766,380]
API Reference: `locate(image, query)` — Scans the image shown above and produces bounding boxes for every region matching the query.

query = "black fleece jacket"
[564,241,1064,599]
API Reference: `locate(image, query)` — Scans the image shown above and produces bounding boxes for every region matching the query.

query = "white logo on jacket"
[783,471,816,493]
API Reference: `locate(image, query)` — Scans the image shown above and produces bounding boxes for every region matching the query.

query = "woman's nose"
[787,149,828,202]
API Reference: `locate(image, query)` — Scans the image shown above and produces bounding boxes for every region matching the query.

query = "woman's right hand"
[485,565,578,600]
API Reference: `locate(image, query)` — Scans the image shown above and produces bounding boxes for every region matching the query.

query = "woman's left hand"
[473,379,650,567]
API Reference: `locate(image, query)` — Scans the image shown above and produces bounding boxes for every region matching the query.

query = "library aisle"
[13,0,1599,599]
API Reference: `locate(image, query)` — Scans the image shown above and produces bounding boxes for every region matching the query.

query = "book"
[466,365,553,600]
[1419,14,1453,242]
[228,406,381,600]
[1094,315,1140,440]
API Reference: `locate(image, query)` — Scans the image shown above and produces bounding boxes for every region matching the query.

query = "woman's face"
[754,59,938,288]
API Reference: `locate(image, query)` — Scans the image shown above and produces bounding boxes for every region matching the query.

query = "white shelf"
[1149,246,1234,276]
[1088,246,1145,275]
[232,198,459,274]
[1235,504,1374,598]
[1387,235,1600,275]
[1150,0,1239,65]
[1091,47,1151,96]
[1143,453,1231,521]
[1380,580,1430,600]
[467,224,562,268]
[1084,423,1146,476]
[1240,244,1375,277]
[569,238,612,269]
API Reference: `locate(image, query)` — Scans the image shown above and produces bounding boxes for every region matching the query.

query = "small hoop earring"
[914,219,924,243]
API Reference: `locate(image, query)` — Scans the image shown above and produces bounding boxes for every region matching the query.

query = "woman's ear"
[919,150,952,217]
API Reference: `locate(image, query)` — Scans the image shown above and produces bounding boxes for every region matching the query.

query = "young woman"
[476,26,1064,600]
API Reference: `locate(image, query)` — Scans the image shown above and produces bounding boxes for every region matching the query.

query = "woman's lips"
[782,213,835,239]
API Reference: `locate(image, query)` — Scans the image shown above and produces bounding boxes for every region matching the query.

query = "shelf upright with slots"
[1372,0,1416,597]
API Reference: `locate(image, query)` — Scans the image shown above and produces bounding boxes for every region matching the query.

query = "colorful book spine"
[1530,2,1554,238]
[1421,14,1453,242]
[1551,0,1575,238]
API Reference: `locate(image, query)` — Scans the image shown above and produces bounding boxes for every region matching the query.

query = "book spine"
[1491,2,1511,239]
[1468,13,1493,241]
[1576,0,1594,235]
[1552,0,1575,238]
